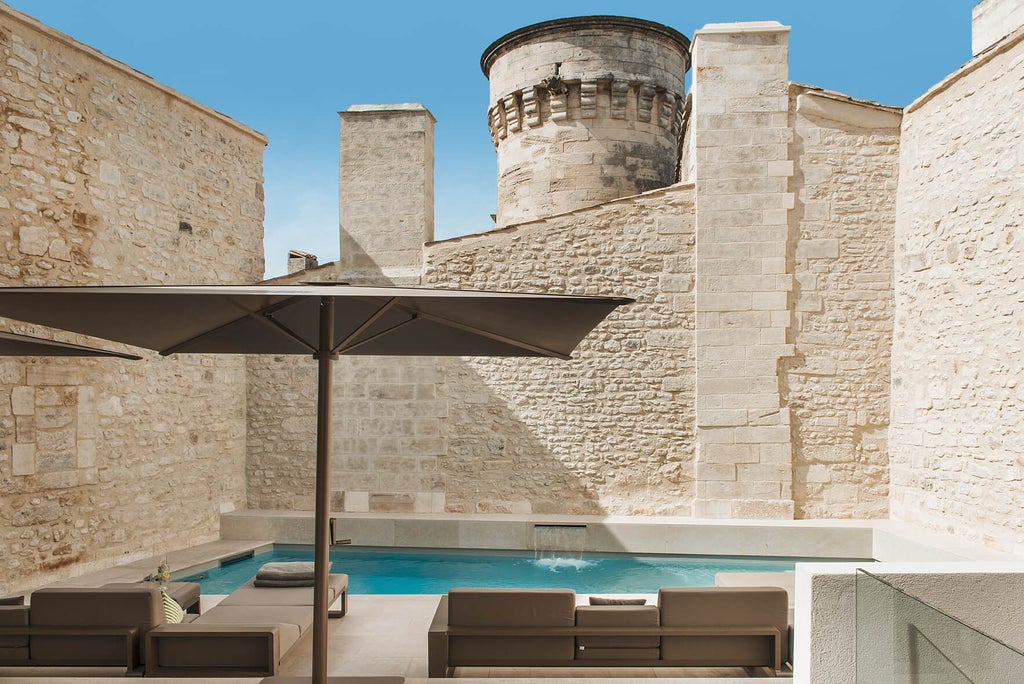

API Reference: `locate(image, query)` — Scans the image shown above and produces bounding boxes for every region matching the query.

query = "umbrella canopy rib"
[261,313,317,354]
[335,315,418,355]
[0,330,141,359]
[331,297,398,355]
[405,306,571,359]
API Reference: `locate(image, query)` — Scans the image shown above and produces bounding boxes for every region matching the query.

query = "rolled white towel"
[255,561,329,582]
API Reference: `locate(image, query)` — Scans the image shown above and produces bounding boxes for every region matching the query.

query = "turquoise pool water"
[181,545,822,595]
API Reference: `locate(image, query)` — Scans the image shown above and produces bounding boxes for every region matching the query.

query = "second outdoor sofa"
[428,586,789,676]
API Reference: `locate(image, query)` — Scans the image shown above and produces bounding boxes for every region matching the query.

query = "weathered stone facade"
[786,86,900,519]
[246,351,449,515]
[889,26,1024,553]
[424,187,696,515]
[0,4,266,593]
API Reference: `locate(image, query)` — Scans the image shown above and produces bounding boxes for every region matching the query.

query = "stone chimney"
[287,249,318,274]
[338,103,435,285]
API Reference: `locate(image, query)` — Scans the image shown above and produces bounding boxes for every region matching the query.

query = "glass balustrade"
[856,568,1024,683]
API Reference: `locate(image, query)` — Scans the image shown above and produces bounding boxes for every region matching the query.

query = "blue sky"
[6,1,977,278]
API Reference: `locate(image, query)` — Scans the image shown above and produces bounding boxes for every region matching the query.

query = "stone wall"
[246,20,907,523]
[785,86,900,519]
[423,186,696,515]
[889,28,1024,553]
[0,4,266,593]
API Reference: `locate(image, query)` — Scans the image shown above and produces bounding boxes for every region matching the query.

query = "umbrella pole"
[312,297,335,684]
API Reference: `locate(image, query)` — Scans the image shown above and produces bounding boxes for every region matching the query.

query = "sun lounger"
[145,572,348,677]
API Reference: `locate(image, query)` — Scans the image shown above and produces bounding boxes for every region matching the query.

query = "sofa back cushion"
[447,588,575,664]
[448,588,575,627]
[30,586,164,631]
[659,586,789,666]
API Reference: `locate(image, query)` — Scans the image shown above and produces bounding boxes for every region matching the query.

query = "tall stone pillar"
[338,104,435,285]
[691,22,796,519]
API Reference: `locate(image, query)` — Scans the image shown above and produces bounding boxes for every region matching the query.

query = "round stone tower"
[481,16,691,226]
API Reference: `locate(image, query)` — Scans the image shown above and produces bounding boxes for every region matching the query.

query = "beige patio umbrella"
[0,283,631,683]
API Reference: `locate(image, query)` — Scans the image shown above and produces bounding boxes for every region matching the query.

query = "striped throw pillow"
[161,589,185,624]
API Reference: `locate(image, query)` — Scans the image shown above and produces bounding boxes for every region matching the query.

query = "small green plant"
[152,559,171,584]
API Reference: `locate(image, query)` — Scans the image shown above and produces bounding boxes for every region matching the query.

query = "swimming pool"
[181,545,833,595]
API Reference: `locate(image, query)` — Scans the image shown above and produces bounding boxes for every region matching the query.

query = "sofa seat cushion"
[0,605,29,628]
[0,645,29,661]
[195,605,312,635]
[575,605,660,648]
[220,574,348,607]
[148,623,297,671]
[448,588,575,627]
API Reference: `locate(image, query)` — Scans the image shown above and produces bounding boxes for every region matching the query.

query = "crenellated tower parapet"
[481,16,691,226]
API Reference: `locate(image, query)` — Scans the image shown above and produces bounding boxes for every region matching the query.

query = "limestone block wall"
[0,4,266,593]
[423,186,696,514]
[890,28,1024,553]
[246,262,449,515]
[785,87,900,519]
[691,22,796,519]
[246,350,449,515]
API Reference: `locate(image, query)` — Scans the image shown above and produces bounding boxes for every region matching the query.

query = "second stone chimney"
[287,249,318,274]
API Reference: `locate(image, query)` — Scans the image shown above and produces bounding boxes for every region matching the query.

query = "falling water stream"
[533,524,592,570]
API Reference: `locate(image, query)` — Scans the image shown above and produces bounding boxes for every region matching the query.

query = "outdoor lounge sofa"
[0,574,348,677]
[0,584,173,672]
[427,586,789,677]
